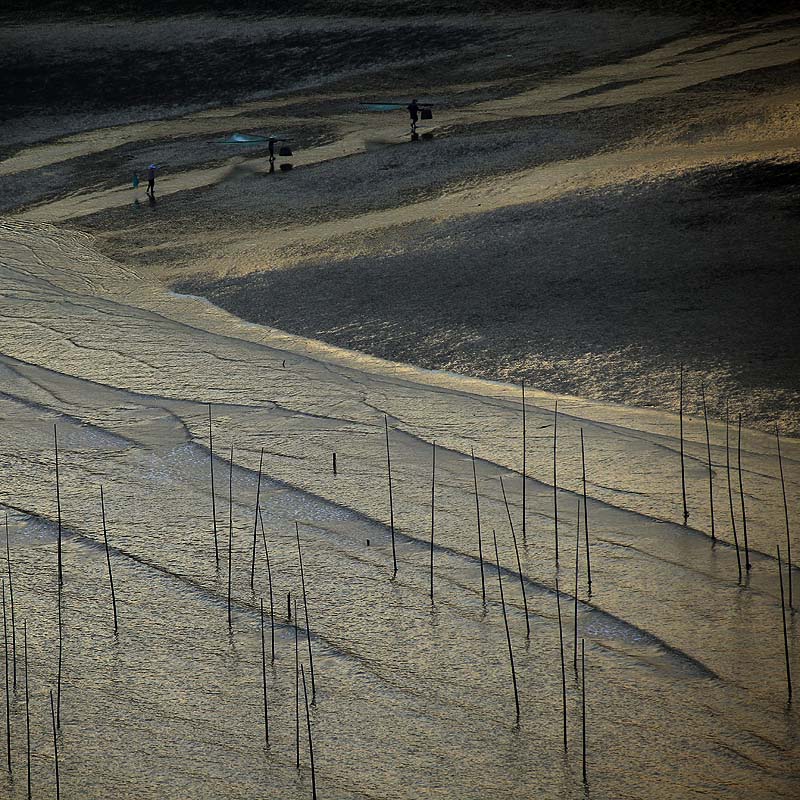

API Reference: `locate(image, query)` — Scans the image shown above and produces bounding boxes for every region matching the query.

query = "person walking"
[146,164,157,195]
[407,99,420,133]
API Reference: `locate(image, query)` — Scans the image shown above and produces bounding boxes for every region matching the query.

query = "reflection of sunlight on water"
[586,617,646,645]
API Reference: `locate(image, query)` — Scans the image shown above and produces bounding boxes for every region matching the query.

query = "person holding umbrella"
[146,164,157,196]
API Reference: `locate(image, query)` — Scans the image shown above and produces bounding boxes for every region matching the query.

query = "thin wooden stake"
[430,441,436,604]
[471,448,486,604]
[778,546,793,703]
[522,381,527,542]
[2,580,10,774]
[208,404,219,567]
[54,424,63,587]
[492,531,520,722]
[300,664,318,800]
[725,403,743,582]
[776,425,792,610]
[295,523,316,703]
[553,400,559,564]
[250,448,264,591]
[555,576,567,751]
[737,414,751,571]
[580,430,592,594]
[5,517,16,692]
[573,503,580,672]
[385,416,397,578]
[499,476,529,637]
[100,486,118,632]
[260,598,270,747]
[56,582,62,728]
[679,364,689,526]
[700,385,716,541]
[499,475,515,534]
[258,510,275,661]
[50,689,60,800]
[294,598,300,769]
[24,621,30,800]
[581,638,588,784]
[228,443,234,626]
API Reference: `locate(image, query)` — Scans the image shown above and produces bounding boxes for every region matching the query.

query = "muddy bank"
[5,10,798,435]
[174,158,800,435]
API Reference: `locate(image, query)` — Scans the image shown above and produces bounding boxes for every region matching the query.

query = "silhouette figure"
[146,164,157,195]
[407,99,420,134]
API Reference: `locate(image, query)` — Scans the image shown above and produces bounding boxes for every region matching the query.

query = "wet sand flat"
[1,5,799,799]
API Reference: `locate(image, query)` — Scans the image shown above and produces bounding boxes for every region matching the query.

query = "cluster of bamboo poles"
[1,380,795,797]
[2,416,321,798]
[210,400,595,787]
[378,395,596,780]
[1,426,120,799]
[209,405,319,798]
[678,367,794,700]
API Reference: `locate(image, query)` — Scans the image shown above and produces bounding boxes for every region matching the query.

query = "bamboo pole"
[295,523,316,703]
[737,414,751,571]
[553,401,559,564]
[581,638,588,784]
[430,441,436,604]
[471,448,486,604]
[5,517,16,692]
[294,598,300,769]
[260,598,270,747]
[492,531,520,722]
[54,424,63,587]
[776,425,792,610]
[580,430,592,595]
[679,364,689,526]
[777,546,793,703]
[258,510,275,661]
[250,447,264,591]
[725,403,743,582]
[56,581,62,728]
[2,580,10,774]
[700,385,716,541]
[228,443,234,627]
[522,381,527,542]
[100,486,118,632]
[300,665,318,800]
[385,416,397,578]
[50,689,60,800]
[499,476,529,637]
[555,576,567,751]
[499,475,515,536]
[24,621,30,800]
[573,503,580,672]
[209,404,219,567]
